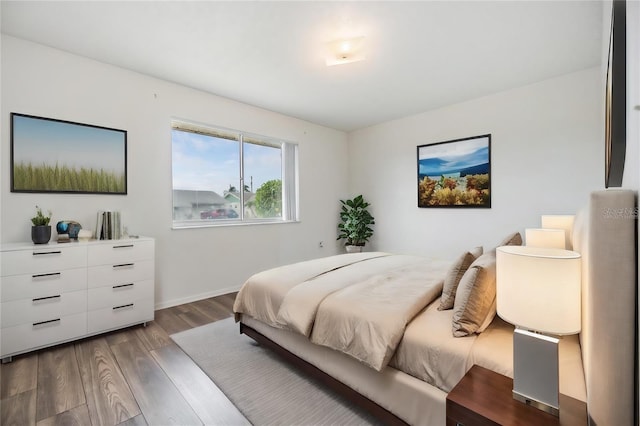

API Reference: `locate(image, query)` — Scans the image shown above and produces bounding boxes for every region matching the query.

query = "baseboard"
[154,284,241,310]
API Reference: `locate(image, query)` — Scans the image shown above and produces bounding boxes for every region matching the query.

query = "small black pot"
[32,225,52,244]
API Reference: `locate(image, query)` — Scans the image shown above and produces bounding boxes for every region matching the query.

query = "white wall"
[348,67,603,258]
[623,0,640,190]
[1,36,349,308]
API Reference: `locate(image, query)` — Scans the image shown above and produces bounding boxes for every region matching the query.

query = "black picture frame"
[417,134,491,208]
[605,0,626,188]
[11,113,127,194]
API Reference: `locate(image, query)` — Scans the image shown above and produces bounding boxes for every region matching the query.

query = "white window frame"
[171,120,299,228]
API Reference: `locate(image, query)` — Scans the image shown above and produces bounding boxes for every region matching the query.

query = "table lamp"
[525,228,566,249]
[541,215,575,250]
[496,245,581,416]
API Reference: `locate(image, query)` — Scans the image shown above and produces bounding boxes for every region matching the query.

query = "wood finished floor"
[0,292,249,426]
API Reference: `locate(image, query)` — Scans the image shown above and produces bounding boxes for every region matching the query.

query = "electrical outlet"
[319,241,324,248]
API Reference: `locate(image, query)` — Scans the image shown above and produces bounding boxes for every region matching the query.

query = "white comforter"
[233,252,451,371]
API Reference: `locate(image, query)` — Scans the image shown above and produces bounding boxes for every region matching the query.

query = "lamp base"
[512,390,559,417]
[513,328,560,417]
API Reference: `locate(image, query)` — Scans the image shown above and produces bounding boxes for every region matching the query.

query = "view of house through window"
[171,121,298,226]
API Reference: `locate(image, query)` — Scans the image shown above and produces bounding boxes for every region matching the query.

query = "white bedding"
[234,252,451,370]
[233,250,586,398]
[389,301,477,392]
[233,252,387,329]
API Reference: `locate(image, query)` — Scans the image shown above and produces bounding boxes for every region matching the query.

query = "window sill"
[172,219,300,230]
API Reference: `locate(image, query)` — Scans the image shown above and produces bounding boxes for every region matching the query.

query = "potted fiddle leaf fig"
[31,206,52,244]
[337,195,375,253]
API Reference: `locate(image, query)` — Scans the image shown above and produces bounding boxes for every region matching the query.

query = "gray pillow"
[469,246,483,258]
[438,248,481,311]
[498,232,522,246]
[452,251,497,337]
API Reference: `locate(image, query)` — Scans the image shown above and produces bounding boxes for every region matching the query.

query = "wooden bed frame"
[239,190,637,425]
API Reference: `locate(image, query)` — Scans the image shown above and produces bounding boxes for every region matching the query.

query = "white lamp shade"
[541,215,575,250]
[496,246,581,335]
[525,228,566,249]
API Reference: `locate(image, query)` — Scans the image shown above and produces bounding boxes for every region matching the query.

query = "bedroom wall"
[606,0,640,192]
[623,0,640,191]
[347,67,602,258]
[0,35,349,308]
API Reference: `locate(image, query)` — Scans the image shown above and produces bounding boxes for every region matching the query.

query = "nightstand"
[446,365,587,426]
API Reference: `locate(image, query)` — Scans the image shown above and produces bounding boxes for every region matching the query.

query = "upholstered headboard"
[574,190,636,425]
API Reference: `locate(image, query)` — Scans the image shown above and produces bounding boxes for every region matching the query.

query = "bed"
[233,190,636,425]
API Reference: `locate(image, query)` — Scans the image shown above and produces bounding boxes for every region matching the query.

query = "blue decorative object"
[68,222,82,239]
[56,221,69,234]
[56,220,82,240]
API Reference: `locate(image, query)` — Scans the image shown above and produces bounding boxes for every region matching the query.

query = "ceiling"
[1,1,603,132]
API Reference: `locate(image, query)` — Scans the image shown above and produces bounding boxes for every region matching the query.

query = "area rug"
[171,318,381,426]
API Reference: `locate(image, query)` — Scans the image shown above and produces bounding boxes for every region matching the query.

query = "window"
[171,120,298,227]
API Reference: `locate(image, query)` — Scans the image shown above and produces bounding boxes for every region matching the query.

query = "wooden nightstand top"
[446,365,587,426]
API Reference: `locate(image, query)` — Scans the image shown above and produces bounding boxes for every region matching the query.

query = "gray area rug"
[171,318,382,426]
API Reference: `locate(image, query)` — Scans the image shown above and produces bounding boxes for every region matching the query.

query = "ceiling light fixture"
[326,36,365,66]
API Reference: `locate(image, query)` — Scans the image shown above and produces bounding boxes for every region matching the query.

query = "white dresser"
[0,237,154,361]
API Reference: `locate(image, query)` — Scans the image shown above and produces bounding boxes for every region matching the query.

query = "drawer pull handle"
[32,272,61,279]
[32,295,61,303]
[113,244,134,249]
[113,303,134,311]
[113,283,134,289]
[33,318,61,328]
[33,251,62,256]
[113,263,134,269]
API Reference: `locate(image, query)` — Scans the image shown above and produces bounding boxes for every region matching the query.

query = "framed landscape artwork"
[417,134,491,208]
[11,113,127,194]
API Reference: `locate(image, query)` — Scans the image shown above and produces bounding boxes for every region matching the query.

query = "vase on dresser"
[31,225,51,244]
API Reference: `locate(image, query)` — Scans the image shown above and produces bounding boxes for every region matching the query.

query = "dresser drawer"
[1,267,86,302]
[88,240,154,266]
[87,260,153,289]
[1,312,87,358]
[1,290,87,328]
[88,279,153,310]
[87,297,154,334]
[1,245,86,276]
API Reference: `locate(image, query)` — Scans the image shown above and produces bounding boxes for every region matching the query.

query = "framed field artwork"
[11,113,127,194]
[417,134,491,208]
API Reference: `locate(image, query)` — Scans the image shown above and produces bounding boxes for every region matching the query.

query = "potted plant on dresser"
[31,206,52,244]
[337,195,375,253]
